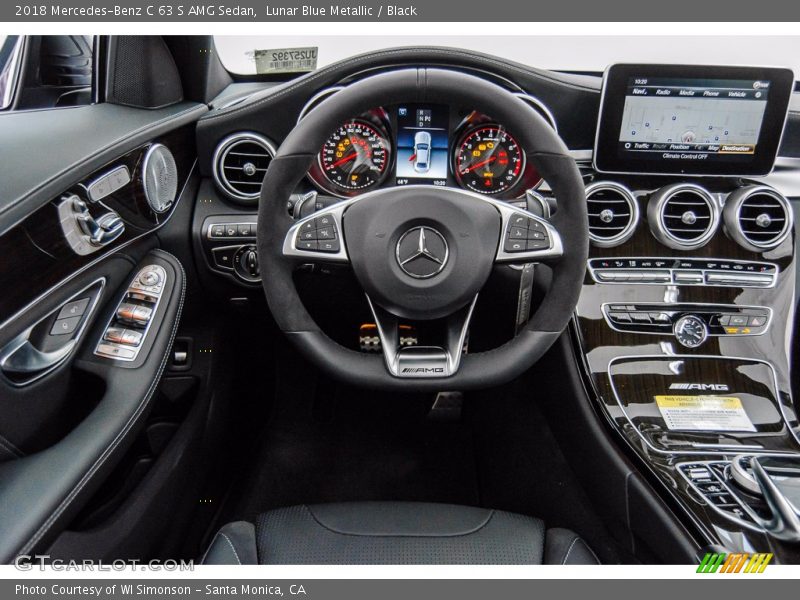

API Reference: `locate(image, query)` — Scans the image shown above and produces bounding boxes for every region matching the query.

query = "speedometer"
[319,120,390,191]
[454,125,524,194]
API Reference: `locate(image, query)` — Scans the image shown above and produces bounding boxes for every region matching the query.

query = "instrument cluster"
[305,102,548,200]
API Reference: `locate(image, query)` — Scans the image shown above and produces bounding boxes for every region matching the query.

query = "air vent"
[648,184,719,250]
[585,182,639,247]
[213,133,276,202]
[724,186,793,251]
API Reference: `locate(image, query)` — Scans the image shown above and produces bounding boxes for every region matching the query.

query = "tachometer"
[319,120,390,191]
[454,126,524,194]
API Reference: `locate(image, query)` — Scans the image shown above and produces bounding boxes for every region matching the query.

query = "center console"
[574,63,800,562]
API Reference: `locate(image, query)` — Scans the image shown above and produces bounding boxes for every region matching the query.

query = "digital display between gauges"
[453,126,524,194]
[395,104,449,187]
[319,119,390,191]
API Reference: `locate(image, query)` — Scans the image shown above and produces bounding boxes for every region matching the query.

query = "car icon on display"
[413,131,432,173]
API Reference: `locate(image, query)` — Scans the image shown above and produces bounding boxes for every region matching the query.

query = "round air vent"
[585,181,639,247]
[648,184,720,250]
[213,132,277,202]
[723,185,793,252]
[142,144,178,213]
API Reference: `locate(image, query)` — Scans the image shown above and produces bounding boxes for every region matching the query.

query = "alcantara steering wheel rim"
[257,68,588,391]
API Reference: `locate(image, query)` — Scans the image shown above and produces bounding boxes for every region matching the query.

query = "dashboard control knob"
[233,245,261,282]
[140,270,161,286]
[673,315,708,348]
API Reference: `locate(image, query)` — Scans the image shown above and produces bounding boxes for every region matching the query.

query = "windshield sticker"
[254,47,318,74]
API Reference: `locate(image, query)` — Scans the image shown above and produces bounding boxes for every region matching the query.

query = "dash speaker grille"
[142,144,178,213]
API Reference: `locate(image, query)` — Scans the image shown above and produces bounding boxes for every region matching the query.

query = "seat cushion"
[202,502,599,565]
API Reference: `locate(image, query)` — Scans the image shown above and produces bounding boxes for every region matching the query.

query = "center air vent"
[585,181,639,247]
[723,186,793,252]
[213,132,276,202]
[648,184,720,250]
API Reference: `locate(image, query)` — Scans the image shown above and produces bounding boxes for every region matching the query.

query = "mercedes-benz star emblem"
[396,226,449,279]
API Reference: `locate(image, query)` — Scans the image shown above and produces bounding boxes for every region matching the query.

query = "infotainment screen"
[594,64,795,176]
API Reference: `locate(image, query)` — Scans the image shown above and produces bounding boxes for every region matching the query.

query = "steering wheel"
[257,68,588,391]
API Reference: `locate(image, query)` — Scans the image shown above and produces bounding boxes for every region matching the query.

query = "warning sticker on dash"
[654,395,756,432]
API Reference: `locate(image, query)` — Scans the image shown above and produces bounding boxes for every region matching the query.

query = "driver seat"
[201,502,599,565]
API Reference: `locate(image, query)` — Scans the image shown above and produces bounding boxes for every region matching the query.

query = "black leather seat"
[201,502,599,565]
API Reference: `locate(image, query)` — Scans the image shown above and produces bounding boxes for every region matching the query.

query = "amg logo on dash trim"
[669,383,730,391]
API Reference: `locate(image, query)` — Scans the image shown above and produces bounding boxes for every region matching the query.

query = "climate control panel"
[589,257,777,288]
[602,303,771,347]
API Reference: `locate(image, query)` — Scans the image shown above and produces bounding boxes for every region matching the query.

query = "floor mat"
[217,375,480,525]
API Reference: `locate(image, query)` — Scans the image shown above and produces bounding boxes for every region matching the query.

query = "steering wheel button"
[296,240,318,251]
[526,239,549,251]
[504,239,526,252]
[316,227,336,239]
[527,219,545,231]
[318,239,340,253]
[508,226,527,239]
[300,230,317,241]
[300,221,315,232]
[315,215,334,228]
[526,230,546,240]
[510,214,527,228]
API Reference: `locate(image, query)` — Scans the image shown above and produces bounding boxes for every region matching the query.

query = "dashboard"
[190,50,800,560]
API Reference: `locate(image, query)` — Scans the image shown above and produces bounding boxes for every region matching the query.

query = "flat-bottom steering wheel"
[258,68,588,391]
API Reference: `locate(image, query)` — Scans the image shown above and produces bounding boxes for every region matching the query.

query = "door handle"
[0,331,76,377]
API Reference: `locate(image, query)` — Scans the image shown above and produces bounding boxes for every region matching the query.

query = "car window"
[214,35,800,80]
[0,36,23,110]
[1,35,94,112]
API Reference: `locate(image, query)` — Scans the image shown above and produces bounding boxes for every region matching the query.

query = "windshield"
[214,35,800,79]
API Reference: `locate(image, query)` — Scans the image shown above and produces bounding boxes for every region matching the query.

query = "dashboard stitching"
[16,251,186,557]
[201,48,600,125]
